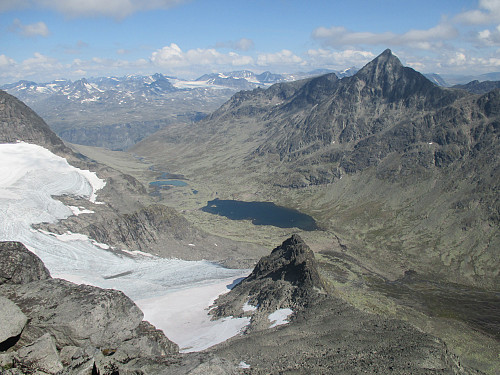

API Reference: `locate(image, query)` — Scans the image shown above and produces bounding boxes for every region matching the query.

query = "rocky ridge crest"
[212,235,327,331]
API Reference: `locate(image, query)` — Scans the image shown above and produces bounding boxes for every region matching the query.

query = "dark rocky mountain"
[0,90,70,155]
[212,235,327,330]
[453,79,500,94]
[133,49,499,290]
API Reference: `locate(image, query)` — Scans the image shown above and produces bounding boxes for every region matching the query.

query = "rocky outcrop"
[209,236,483,374]
[0,90,70,155]
[16,333,63,375]
[35,199,268,267]
[211,235,327,330]
[0,241,179,374]
[0,241,51,285]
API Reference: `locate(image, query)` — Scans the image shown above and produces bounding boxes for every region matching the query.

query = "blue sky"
[1,0,499,83]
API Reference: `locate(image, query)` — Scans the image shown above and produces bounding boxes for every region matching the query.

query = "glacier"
[0,142,249,352]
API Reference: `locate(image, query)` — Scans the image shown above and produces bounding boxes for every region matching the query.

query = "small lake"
[201,199,318,231]
[149,180,188,188]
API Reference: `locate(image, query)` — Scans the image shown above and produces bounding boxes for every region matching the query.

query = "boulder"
[16,333,63,374]
[0,241,51,285]
[0,296,27,350]
[2,278,144,349]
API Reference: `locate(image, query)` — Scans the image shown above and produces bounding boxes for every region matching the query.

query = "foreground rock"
[0,241,179,374]
[0,297,27,349]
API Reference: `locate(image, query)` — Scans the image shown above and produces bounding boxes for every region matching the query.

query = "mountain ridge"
[132,49,499,289]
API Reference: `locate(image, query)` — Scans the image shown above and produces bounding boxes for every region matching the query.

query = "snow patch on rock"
[268,308,293,328]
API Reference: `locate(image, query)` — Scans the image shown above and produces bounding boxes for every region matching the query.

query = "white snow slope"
[0,142,249,352]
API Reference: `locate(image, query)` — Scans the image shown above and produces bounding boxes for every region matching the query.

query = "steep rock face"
[212,235,327,330]
[0,90,70,155]
[0,296,27,349]
[254,49,465,167]
[245,234,325,290]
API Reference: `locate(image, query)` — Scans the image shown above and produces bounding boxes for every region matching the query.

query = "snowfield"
[0,142,250,351]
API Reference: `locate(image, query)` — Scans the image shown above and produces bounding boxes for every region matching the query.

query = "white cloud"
[257,49,303,66]
[0,0,189,18]
[476,25,500,45]
[150,43,255,70]
[312,22,457,49]
[306,48,375,69]
[0,54,16,68]
[455,0,500,25]
[10,19,50,37]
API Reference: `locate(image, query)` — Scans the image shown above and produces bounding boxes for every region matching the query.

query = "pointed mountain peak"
[357,49,404,80]
[380,48,394,56]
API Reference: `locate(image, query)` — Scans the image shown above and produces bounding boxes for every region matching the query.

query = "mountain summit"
[354,48,445,105]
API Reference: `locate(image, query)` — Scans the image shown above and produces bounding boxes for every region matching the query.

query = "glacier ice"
[0,142,249,350]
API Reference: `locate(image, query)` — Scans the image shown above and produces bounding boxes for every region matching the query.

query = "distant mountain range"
[2,66,499,151]
[0,68,359,150]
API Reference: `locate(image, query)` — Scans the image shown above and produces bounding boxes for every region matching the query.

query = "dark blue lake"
[201,199,318,231]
